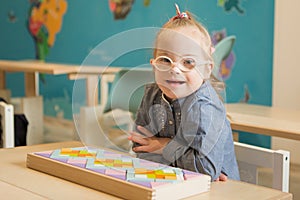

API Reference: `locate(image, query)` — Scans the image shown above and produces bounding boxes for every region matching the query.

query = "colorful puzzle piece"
[35,147,207,189]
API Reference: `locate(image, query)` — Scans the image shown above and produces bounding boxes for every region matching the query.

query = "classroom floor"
[42,118,300,200]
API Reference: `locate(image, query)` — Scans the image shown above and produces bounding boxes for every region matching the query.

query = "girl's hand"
[128,125,171,154]
[214,173,228,182]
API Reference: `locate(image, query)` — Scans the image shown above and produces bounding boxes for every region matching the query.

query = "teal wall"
[0,0,274,148]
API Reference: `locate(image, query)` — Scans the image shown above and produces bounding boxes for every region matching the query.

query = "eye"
[182,58,196,69]
[156,57,172,64]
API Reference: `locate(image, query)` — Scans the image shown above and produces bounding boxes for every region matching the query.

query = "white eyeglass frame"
[151,55,212,72]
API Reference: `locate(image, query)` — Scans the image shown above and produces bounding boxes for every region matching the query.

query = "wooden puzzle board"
[27,147,211,200]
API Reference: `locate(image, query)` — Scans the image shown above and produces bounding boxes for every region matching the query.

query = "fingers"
[132,145,148,152]
[127,126,153,146]
[137,126,154,137]
[128,134,149,146]
[128,130,149,146]
[214,173,227,182]
[218,173,228,181]
[128,126,167,154]
[129,126,152,139]
[129,131,145,138]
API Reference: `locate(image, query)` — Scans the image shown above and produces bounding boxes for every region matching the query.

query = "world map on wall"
[28,0,68,60]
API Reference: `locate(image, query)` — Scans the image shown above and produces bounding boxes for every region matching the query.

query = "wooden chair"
[101,68,154,151]
[234,141,290,192]
[102,68,154,115]
[0,101,14,148]
[79,68,154,151]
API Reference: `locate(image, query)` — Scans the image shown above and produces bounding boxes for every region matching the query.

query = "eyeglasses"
[152,56,212,72]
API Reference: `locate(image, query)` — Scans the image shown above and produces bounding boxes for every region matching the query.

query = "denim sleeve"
[162,100,230,181]
[133,85,158,146]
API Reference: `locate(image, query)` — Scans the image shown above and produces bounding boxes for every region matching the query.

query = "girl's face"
[151,26,212,99]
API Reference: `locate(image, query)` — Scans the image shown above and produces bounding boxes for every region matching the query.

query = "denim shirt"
[134,81,240,181]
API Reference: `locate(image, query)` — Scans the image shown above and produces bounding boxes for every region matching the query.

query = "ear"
[203,64,212,79]
[150,58,156,71]
[209,62,214,70]
[207,62,213,76]
[150,58,154,65]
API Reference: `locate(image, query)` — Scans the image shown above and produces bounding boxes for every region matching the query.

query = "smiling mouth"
[166,80,186,85]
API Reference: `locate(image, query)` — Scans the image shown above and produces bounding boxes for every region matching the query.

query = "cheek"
[154,72,171,95]
[154,70,166,83]
[186,71,203,86]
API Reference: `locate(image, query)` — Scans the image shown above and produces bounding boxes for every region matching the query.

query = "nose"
[170,62,182,74]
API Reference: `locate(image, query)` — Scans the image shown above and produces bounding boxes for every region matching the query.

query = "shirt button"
[169,120,173,125]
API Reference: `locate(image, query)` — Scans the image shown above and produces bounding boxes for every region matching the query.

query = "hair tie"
[172,3,190,20]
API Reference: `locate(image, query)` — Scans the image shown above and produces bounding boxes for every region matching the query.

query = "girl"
[128,4,240,181]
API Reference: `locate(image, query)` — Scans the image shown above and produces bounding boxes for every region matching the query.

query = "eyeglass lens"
[154,56,196,72]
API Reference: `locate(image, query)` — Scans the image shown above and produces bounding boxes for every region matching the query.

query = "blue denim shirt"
[134,81,240,181]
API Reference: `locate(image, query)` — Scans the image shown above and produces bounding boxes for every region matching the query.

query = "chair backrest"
[0,101,14,148]
[212,35,236,79]
[103,68,154,115]
[234,141,290,192]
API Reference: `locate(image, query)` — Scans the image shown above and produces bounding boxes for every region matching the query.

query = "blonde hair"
[154,11,225,99]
